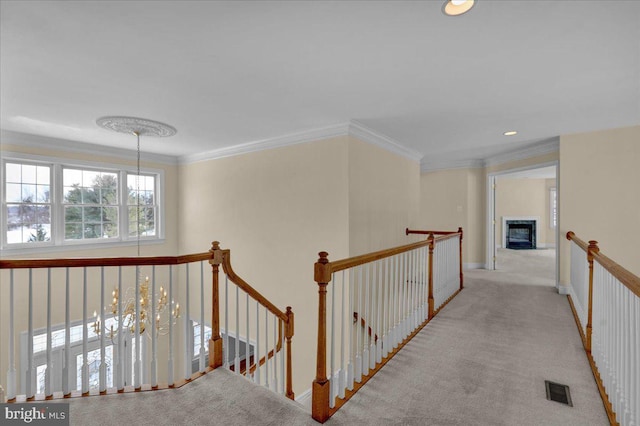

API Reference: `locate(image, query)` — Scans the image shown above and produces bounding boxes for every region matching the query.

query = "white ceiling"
[1,1,639,165]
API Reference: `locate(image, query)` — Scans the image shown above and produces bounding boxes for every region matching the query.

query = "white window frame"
[1,151,165,255]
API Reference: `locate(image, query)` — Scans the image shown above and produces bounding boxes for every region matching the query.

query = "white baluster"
[7,269,16,400]
[184,265,191,380]
[63,268,70,395]
[377,259,383,364]
[99,267,106,393]
[330,272,335,408]
[168,265,174,387]
[117,266,124,390]
[235,286,240,374]
[280,319,285,394]
[80,268,89,394]
[45,268,52,397]
[264,307,269,389]
[355,265,362,383]
[151,266,157,387]
[363,264,370,376]
[199,262,205,373]
[272,312,278,392]
[339,270,346,399]
[134,266,141,389]
[246,292,250,379]
[347,268,354,391]
[255,301,260,385]
[224,275,229,369]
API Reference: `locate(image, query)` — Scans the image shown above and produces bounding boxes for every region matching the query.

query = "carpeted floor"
[49,249,607,425]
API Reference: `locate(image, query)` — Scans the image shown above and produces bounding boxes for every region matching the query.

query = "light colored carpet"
[494,248,556,287]
[45,249,607,425]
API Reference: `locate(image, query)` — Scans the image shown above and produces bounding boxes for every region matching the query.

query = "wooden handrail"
[330,239,434,273]
[210,243,288,322]
[406,228,458,236]
[0,252,212,269]
[567,231,640,297]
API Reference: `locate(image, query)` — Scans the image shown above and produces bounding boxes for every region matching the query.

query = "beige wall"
[178,136,351,395]
[560,125,640,285]
[348,137,421,256]
[495,178,555,247]
[419,168,485,266]
[177,135,422,395]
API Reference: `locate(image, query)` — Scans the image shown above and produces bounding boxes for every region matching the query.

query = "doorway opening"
[486,163,559,288]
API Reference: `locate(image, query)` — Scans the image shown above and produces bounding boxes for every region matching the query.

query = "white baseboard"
[558,284,570,296]
[463,263,484,270]
[296,387,312,408]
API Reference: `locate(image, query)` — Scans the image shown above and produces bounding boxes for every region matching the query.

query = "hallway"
[327,269,607,425]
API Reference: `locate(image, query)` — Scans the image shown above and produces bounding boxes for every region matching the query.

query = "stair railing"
[311,228,463,423]
[566,231,639,426]
[0,241,294,402]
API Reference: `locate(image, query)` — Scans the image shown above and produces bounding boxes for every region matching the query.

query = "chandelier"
[94,116,179,338]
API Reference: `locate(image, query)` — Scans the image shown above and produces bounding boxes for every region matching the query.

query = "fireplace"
[505,220,536,250]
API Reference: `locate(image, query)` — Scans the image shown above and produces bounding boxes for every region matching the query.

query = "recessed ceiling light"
[503,131,518,136]
[442,0,475,16]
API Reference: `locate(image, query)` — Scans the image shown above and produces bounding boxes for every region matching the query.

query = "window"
[63,168,119,240]
[2,153,163,252]
[23,317,137,395]
[127,174,156,237]
[4,162,52,244]
[549,187,557,229]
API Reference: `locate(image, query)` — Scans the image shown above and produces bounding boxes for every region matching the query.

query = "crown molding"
[484,137,559,167]
[420,137,560,173]
[179,123,350,164]
[0,129,178,165]
[421,158,485,173]
[348,121,423,162]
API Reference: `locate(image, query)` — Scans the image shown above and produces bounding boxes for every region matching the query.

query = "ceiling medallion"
[96,116,177,137]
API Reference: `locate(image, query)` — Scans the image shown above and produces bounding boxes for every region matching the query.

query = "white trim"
[484,137,559,167]
[348,121,423,162]
[463,263,484,270]
[179,123,350,164]
[180,120,424,165]
[558,284,570,296]
[1,130,177,165]
[295,387,312,408]
[421,159,484,173]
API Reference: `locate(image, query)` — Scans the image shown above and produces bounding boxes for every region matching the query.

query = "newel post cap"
[209,241,224,265]
[314,252,332,283]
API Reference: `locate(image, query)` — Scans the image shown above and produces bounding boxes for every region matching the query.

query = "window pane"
[84,224,101,239]
[22,184,36,202]
[63,168,82,186]
[65,223,83,240]
[27,224,50,242]
[6,183,21,202]
[5,163,21,183]
[22,164,36,184]
[65,206,82,222]
[37,166,50,184]
[85,207,101,222]
[82,170,100,186]
[36,185,50,202]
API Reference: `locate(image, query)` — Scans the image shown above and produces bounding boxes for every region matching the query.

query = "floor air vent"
[545,380,573,406]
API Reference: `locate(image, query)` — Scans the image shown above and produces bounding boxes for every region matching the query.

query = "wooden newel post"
[428,234,435,320]
[458,227,464,290]
[208,241,224,369]
[586,240,599,354]
[285,306,295,400]
[312,251,332,423]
